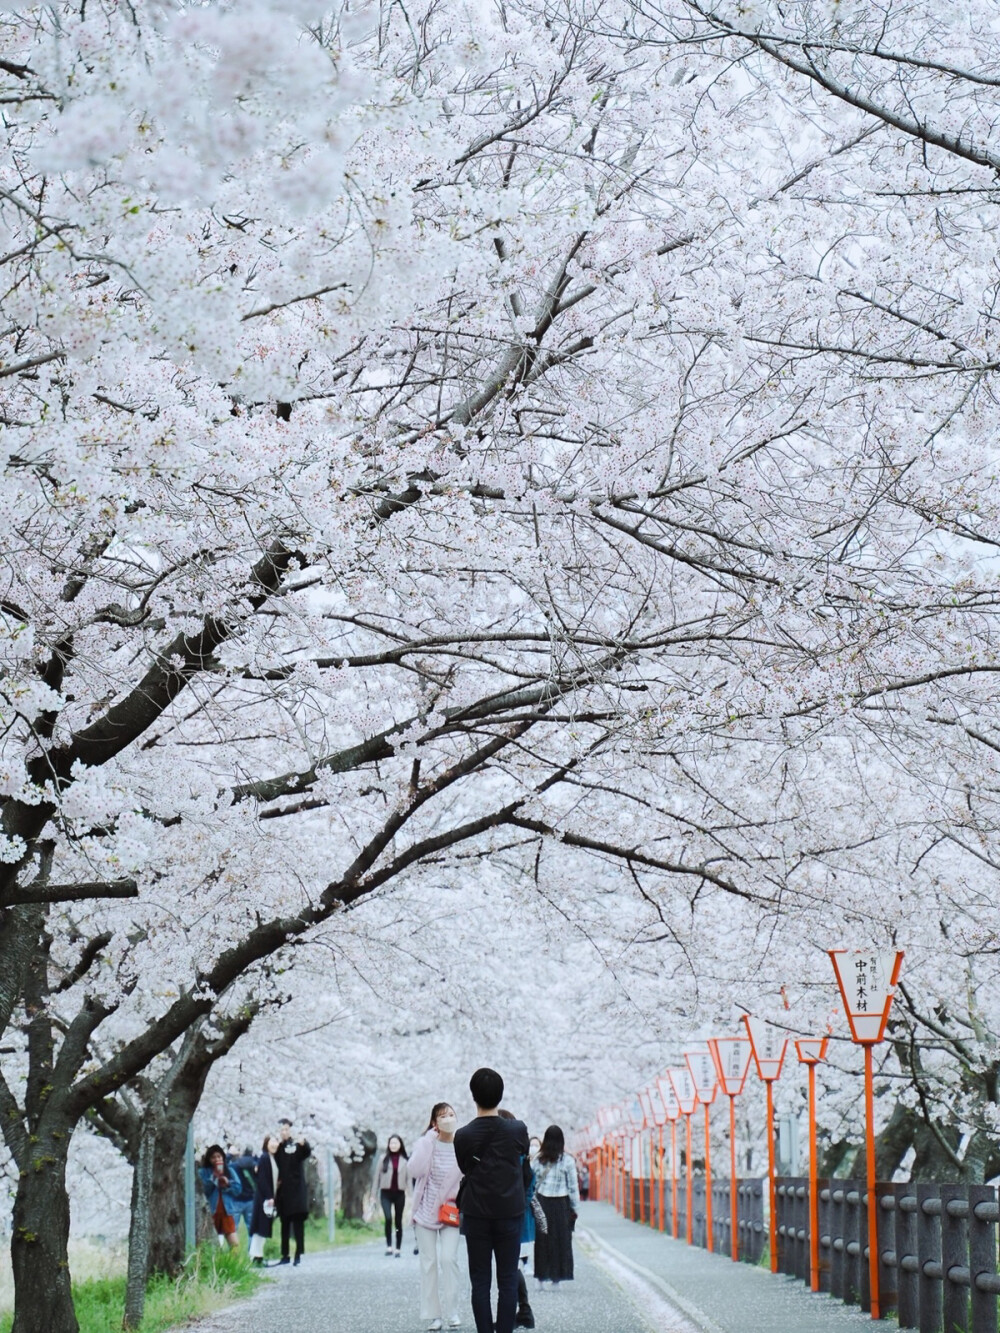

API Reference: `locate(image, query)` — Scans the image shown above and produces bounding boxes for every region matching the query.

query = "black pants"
[381,1188,405,1249]
[463,1214,522,1333]
[280,1212,306,1259]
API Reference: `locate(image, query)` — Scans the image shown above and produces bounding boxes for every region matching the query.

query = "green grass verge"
[0,1211,381,1333]
[0,1242,263,1333]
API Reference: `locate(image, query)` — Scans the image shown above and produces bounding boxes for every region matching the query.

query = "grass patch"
[0,1211,381,1333]
[0,1242,264,1333]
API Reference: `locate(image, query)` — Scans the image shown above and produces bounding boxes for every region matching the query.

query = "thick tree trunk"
[123,1115,158,1330]
[10,1131,78,1333]
[147,1075,205,1277]
[335,1128,378,1221]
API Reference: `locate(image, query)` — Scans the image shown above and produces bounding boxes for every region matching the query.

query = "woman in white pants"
[409,1103,464,1331]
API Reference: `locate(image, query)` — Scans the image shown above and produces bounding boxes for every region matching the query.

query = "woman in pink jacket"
[409,1102,465,1331]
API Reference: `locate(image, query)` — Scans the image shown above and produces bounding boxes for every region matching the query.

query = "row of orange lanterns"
[574,948,904,1322]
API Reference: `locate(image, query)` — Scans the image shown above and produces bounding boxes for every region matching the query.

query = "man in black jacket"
[275,1118,312,1265]
[454,1069,529,1333]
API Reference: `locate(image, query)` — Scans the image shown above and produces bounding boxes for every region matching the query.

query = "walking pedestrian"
[454,1068,529,1333]
[276,1118,312,1266]
[249,1134,280,1265]
[498,1110,536,1331]
[227,1143,258,1245]
[379,1134,410,1257]
[532,1126,579,1287]
[198,1144,241,1250]
[409,1102,464,1332]
[578,1160,590,1203]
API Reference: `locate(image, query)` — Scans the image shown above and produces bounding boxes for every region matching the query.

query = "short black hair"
[278,1117,292,1126]
[470,1067,504,1109]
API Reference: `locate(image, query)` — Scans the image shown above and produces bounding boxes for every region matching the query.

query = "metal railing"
[622,1174,1000,1331]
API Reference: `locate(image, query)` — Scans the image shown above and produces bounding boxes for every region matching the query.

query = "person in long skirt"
[532,1125,579,1287]
[249,1135,280,1265]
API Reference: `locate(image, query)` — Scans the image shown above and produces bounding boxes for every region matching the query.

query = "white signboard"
[684,1048,718,1105]
[708,1036,753,1096]
[794,1036,828,1065]
[743,1015,788,1082]
[668,1066,698,1115]
[829,949,904,1044]
[645,1086,668,1126]
[656,1076,680,1121]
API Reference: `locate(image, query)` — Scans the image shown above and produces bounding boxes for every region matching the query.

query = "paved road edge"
[577,1228,726,1333]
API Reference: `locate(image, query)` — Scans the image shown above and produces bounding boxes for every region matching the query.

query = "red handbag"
[438,1200,460,1228]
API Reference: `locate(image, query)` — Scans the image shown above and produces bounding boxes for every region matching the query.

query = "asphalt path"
[182,1234,697,1333]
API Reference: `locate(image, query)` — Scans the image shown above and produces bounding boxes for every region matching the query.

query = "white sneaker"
[427,1322,443,1331]
[448,1320,462,1329]
[385,1247,393,1256]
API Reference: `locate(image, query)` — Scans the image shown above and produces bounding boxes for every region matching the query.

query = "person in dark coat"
[249,1134,280,1265]
[275,1117,312,1265]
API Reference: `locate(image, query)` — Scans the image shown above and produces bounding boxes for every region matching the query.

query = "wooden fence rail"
[621,1173,1000,1332]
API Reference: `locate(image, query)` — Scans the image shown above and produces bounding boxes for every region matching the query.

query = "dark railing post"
[818,1181,832,1294]
[776,1181,788,1275]
[830,1183,846,1301]
[859,1181,871,1314]
[941,1184,970,1333]
[896,1185,919,1329]
[969,1184,999,1333]
[753,1177,766,1265]
[918,1182,942,1333]
[877,1184,898,1321]
[844,1181,862,1307]
[796,1179,809,1284]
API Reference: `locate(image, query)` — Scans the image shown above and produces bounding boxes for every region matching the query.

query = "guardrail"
[622,1173,1000,1331]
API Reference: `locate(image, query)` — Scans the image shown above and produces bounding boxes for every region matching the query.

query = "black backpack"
[232,1162,256,1202]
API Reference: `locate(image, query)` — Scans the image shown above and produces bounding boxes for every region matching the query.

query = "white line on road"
[578,1229,720,1333]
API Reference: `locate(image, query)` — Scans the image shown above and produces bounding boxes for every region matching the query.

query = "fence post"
[844,1181,862,1307]
[877,1183,898,1321]
[776,1181,788,1275]
[796,1179,809,1285]
[184,1119,196,1253]
[830,1184,846,1301]
[818,1181,832,1293]
[941,1184,970,1333]
[896,1185,919,1330]
[969,1183,998,1333]
[917,1182,942,1333]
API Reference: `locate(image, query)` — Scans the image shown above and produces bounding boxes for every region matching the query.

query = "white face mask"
[437,1115,458,1134]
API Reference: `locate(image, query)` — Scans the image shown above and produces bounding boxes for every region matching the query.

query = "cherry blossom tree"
[7,2,1000,1330]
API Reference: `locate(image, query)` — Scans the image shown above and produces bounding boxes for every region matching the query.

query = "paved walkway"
[181,1232,693,1333]
[580,1202,872,1332]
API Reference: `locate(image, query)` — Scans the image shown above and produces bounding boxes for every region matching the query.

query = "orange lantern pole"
[645,1085,670,1232]
[633,1096,649,1223]
[668,1067,698,1245]
[708,1034,753,1262]
[657,1124,665,1229]
[794,1036,829,1294]
[685,1048,719,1253]
[656,1075,681,1238]
[640,1090,659,1227]
[743,1015,789,1275]
[829,948,905,1322]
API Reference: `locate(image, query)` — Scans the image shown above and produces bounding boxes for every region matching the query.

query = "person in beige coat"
[378,1134,410,1256]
